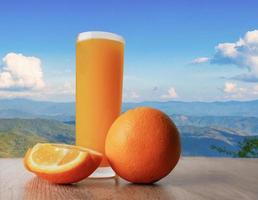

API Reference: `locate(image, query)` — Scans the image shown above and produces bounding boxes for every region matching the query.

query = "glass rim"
[77,31,125,43]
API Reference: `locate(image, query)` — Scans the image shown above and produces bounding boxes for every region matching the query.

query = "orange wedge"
[24,143,102,184]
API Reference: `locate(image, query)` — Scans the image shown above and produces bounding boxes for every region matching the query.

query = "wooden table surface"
[0,157,257,200]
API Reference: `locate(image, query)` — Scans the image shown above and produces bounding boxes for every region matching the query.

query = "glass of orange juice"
[76,31,124,178]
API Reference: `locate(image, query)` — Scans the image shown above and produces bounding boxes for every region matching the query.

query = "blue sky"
[0,0,258,102]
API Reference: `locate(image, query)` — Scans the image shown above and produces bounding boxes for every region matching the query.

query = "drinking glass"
[76,31,124,178]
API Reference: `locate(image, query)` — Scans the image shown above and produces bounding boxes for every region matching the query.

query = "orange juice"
[76,32,124,172]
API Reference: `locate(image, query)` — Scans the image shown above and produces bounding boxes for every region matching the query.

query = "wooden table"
[0,157,257,200]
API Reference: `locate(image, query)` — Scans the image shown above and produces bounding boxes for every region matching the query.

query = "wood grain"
[0,157,257,200]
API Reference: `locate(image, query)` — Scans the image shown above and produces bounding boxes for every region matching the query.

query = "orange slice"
[24,143,102,184]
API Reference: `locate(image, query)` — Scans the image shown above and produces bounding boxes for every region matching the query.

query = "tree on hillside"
[211,138,258,158]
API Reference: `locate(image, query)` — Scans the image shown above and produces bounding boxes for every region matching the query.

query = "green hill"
[0,119,74,157]
[0,132,47,157]
[171,115,258,136]
[0,118,255,158]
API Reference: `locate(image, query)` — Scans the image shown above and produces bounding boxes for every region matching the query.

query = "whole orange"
[105,107,181,184]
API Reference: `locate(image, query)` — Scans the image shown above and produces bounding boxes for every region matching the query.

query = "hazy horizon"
[1,97,258,104]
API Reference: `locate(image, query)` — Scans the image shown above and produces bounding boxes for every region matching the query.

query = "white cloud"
[130,91,139,99]
[215,43,238,58]
[0,81,75,101]
[161,87,178,99]
[123,90,140,101]
[253,85,258,94]
[57,82,75,95]
[191,57,209,64]
[0,90,38,99]
[224,82,237,93]
[193,29,258,82]
[222,82,244,99]
[0,52,77,101]
[245,30,258,44]
[222,82,258,100]
[0,53,45,90]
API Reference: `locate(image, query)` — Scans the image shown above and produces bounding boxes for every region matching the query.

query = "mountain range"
[123,100,258,117]
[1,98,258,119]
[0,118,254,158]
[0,98,257,157]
